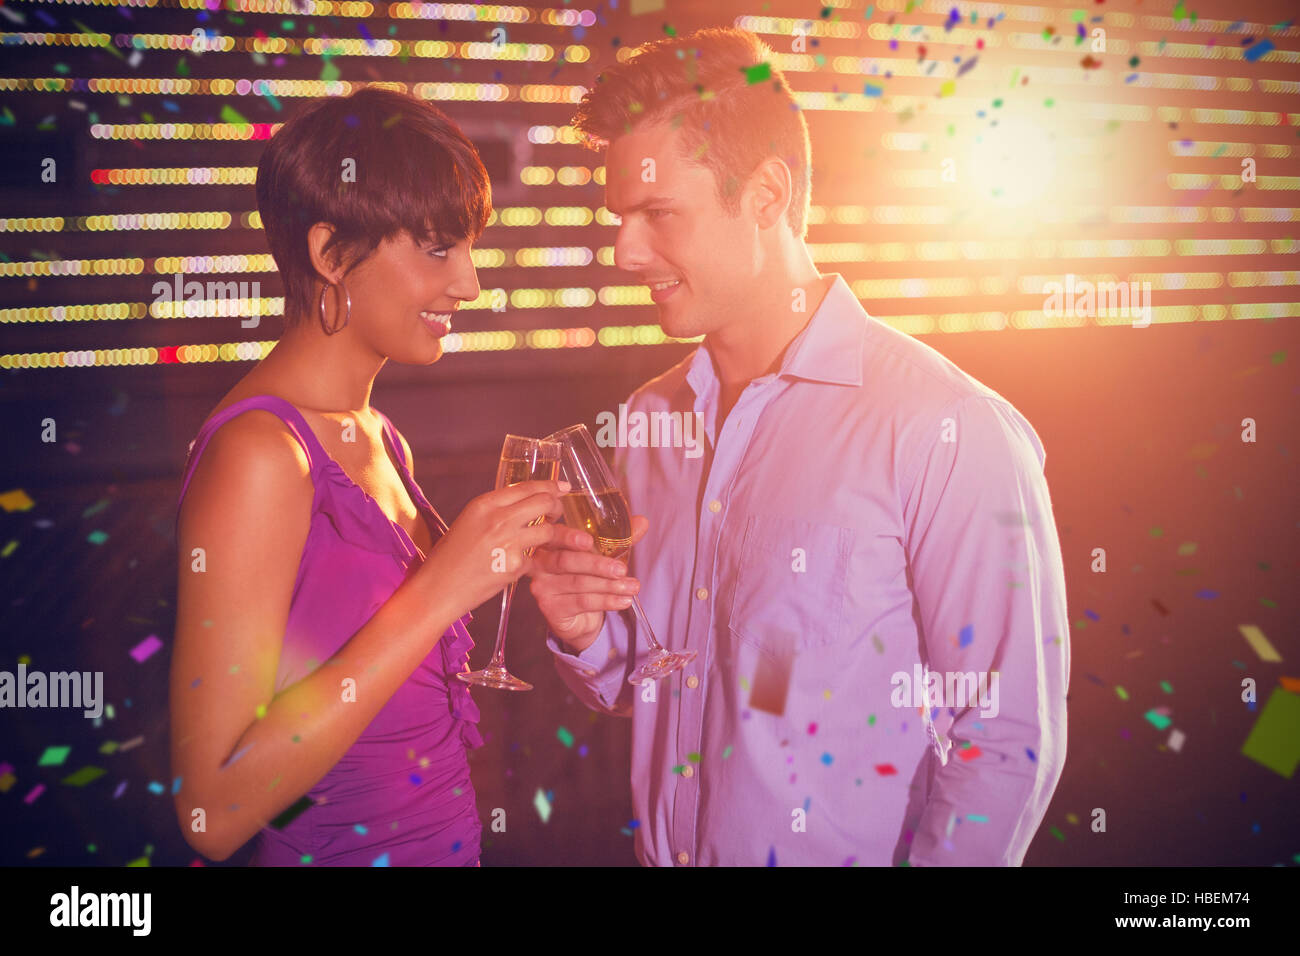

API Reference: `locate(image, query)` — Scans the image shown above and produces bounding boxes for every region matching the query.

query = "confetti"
[1240,687,1300,777]
[129,635,163,663]
[1239,625,1281,662]
[743,62,772,84]
[556,726,574,748]
[533,788,552,823]
[1243,39,1275,62]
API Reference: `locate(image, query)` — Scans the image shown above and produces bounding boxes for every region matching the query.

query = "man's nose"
[613,221,650,275]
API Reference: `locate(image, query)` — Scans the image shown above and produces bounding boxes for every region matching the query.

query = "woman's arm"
[169,411,463,861]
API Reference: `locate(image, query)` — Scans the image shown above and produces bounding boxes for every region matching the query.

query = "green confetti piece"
[671,764,686,775]
[534,788,552,823]
[1115,686,1129,701]
[176,57,189,77]
[1160,681,1174,694]
[1240,687,1300,778]
[39,746,71,766]
[62,766,105,786]
[967,814,989,823]
[1044,98,1055,108]
[743,62,772,84]
[1270,350,1286,364]
[1144,710,1172,730]
[556,726,574,748]
[87,530,108,545]
[687,751,701,763]
[1260,598,1277,609]
[662,23,676,36]
[220,104,249,125]
[125,857,150,867]
[97,741,118,754]
[868,714,876,726]
[299,854,313,863]
[1071,10,1086,21]
[1149,526,1164,537]
[1050,826,1065,842]
[721,745,733,759]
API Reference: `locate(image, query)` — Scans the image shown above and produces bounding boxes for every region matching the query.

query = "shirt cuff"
[546,615,616,676]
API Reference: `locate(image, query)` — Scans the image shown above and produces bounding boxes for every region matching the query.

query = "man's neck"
[709,269,835,394]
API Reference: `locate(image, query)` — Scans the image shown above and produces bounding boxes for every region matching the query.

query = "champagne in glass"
[457,435,560,691]
[545,424,697,685]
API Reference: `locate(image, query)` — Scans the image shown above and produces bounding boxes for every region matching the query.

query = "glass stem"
[629,595,666,655]
[487,581,517,670]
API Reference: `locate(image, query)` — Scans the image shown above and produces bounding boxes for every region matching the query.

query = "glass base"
[627,649,698,685]
[457,665,533,691]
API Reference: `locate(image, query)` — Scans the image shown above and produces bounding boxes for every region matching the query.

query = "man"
[529,27,1069,866]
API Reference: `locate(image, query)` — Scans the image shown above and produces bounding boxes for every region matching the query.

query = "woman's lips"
[420,311,452,336]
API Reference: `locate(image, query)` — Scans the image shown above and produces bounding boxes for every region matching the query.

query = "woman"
[170,87,567,866]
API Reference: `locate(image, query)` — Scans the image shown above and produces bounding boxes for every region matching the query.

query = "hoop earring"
[318,280,351,336]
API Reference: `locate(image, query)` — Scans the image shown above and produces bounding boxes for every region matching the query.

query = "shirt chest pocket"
[726,514,855,656]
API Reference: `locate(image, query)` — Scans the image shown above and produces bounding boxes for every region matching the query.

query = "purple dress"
[175,394,483,866]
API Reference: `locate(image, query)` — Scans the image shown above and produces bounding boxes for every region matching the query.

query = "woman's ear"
[306,222,342,284]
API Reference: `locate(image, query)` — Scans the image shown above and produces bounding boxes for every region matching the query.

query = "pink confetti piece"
[24,783,45,804]
[130,635,163,662]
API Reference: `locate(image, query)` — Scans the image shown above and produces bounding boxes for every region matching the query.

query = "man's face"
[605,122,759,340]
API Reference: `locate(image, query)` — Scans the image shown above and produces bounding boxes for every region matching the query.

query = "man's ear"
[747,156,793,231]
[306,222,343,284]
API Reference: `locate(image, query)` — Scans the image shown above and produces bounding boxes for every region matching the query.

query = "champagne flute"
[457,434,560,691]
[544,424,697,685]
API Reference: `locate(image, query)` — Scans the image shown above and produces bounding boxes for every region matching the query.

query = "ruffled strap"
[441,612,483,749]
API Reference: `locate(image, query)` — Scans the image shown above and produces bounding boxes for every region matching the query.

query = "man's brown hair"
[572,27,812,238]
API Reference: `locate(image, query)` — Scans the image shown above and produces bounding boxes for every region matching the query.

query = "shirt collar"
[686,273,866,399]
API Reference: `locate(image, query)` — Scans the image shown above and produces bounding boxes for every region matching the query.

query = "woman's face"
[334,230,480,365]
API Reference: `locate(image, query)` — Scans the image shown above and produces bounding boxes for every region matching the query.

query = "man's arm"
[547,609,635,717]
[900,394,1070,866]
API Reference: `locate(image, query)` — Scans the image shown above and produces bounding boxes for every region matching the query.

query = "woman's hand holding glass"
[418,479,567,616]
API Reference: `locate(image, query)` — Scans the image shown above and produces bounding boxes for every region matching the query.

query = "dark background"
[1,0,1297,866]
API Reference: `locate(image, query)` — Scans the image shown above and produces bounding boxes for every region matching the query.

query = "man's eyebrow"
[605,196,675,216]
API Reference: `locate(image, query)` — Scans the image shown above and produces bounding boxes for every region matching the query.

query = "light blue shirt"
[547,274,1070,866]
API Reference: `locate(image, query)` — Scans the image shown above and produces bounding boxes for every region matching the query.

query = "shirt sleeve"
[546,609,635,717]
[900,394,1070,866]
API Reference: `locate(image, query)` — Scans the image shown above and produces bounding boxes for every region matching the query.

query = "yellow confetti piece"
[1,540,17,558]
[1239,625,1282,662]
[0,489,35,511]
[939,80,956,97]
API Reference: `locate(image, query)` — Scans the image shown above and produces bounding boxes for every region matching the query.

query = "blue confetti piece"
[628,818,640,829]
[371,852,389,866]
[1025,748,1037,762]
[959,624,974,647]
[171,776,182,794]
[1084,609,1099,621]
[353,824,367,834]
[821,752,833,765]
[864,83,883,97]
[452,840,462,852]
[1195,589,1219,599]
[358,22,375,47]
[766,846,777,866]
[147,781,164,794]
[1244,39,1274,62]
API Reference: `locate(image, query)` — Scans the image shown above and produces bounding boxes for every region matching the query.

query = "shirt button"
[696,587,708,600]
[677,851,689,865]
[708,499,721,513]
[682,765,694,778]
[686,675,699,689]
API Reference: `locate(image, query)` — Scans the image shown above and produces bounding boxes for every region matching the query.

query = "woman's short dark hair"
[256,86,491,328]
[572,27,811,238]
